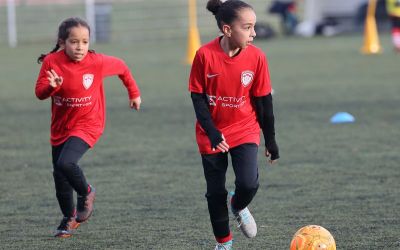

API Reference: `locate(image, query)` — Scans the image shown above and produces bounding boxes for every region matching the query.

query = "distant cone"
[361,0,382,54]
[186,0,201,64]
[330,112,355,124]
[186,26,201,64]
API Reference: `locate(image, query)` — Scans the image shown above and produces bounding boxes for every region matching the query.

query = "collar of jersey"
[215,36,247,63]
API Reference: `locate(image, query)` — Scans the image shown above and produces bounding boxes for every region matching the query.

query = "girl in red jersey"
[35,17,141,238]
[189,0,279,249]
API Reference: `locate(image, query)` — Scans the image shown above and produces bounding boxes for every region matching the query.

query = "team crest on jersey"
[82,74,94,89]
[241,71,254,87]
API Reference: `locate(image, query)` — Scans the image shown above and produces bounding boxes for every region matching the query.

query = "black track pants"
[201,143,259,238]
[52,136,89,217]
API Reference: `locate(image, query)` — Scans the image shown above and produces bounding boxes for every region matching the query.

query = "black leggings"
[201,143,259,238]
[52,136,90,217]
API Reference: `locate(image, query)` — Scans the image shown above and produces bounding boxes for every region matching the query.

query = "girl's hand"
[46,69,63,88]
[130,96,141,110]
[212,134,229,153]
[265,148,278,165]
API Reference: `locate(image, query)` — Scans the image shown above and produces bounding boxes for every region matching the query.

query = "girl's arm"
[252,53,278,162]
[191,92,229,152]
[253,94,280,161]
[35,60,61,100]
[189,52,228,152]
[101,55,140,100]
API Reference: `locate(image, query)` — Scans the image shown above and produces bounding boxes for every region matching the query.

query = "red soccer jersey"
[189,37,272,154]
[35,50,140,147]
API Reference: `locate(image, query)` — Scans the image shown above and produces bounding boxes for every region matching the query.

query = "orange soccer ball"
[290,225,336,250]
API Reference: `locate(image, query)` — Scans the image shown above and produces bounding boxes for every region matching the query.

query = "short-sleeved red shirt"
[189,37,272,154]
[35,50,140,147]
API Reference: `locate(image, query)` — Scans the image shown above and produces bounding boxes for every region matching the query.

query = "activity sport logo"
[206,94,246,109]
[53,95,93,108]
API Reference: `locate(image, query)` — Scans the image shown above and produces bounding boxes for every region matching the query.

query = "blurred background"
[0,0,393,45]
[0,0,399,249]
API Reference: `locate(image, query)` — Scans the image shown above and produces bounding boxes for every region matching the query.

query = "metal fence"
[0,0,278,46]
[1,0,382,47]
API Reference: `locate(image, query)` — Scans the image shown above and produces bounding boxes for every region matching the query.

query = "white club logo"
[241,71,254,87]
[82,74,94,89]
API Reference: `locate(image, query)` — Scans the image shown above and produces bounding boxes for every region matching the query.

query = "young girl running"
[35,17,141,238]
[188,0,279,249]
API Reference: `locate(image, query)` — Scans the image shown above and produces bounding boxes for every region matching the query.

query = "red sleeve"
[251,53,272,97]
[35,57,61,100]
[101,54,140,99]
[188,51,205,93]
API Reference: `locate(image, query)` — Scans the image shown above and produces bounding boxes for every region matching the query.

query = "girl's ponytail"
[206,0,252,31]
[37,44,60,64]
[206,0,223,16]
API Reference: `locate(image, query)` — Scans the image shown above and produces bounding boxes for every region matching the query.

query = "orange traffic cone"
[186,0,201,64]
[186,26,201,64]
[361,0,382,54]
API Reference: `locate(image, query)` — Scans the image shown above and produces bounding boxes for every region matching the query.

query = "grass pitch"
[0,33,399,249]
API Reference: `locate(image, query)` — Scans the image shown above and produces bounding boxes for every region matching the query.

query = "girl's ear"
[58,39,65,49]
[222,24,232,38]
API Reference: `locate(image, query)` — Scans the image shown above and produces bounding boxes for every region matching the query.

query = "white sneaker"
[228,191,257,238]
[214,240,233,250]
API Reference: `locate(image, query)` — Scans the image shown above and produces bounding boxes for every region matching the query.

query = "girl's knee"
[236,181,259,194]
[54,158,76,173]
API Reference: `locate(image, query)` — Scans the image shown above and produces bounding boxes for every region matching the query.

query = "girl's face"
[60,25,90,62]
[224,8,256,49]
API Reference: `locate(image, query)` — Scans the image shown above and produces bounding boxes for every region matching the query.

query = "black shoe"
[54,217,80,238]
[76,185,96,223]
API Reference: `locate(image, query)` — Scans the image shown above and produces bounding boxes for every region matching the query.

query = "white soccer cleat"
[214,240,233,250]
[233,207,257,238]
[228,191,257,238]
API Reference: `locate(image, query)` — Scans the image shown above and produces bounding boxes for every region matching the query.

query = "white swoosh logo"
[207,73,219,78]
